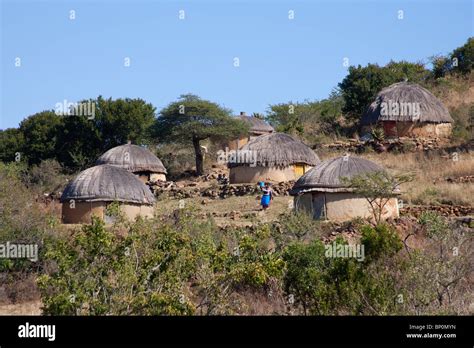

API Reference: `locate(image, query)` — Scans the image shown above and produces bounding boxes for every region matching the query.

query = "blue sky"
[1,0,472,130]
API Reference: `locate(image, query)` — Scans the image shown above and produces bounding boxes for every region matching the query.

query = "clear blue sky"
[1,0,472,130]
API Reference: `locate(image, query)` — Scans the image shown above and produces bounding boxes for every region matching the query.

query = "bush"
[360,224,403,262]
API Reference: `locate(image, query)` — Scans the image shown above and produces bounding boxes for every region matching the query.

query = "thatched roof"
[361,82,453,125]
[238,115,274,133]
[229,133,320,167]
[96,144,167,174]
[60,165,156,204]
[290,155,385,194]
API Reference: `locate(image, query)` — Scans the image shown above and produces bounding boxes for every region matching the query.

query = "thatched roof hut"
[361,82,453,124]
[229,133,320,183]
[60,165,155,223]
[290,156,384,194]
[61,165,155,204]
[361,82,453,138]
[238,114,274,134]
[226,113,274,150]
[232,133,320,167]
[290,155,399,221]
[96,143,167,182]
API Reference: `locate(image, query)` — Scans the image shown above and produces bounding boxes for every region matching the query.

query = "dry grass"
[0,300,42,315]
[154,195,292,227]
[361,151,474,206]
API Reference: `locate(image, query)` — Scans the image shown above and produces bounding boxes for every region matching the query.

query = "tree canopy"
[265,91,344,140]
[0,97,157,170]
[154,94,248,175]
[431,37,473,78]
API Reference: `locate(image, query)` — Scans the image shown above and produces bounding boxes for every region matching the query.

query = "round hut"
[290,155,399,221]
[361,82,453,138]
[227,112,275,150]
[61,165,156,224]
[96,143,167,183]
[229,133,320,183]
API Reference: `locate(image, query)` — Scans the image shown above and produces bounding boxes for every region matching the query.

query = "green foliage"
[450,102,474,142]
[343,171,414,223]
[38,209,284,315]
[56,96,156,170]
[155,94,248,144]
[418,211,449,240]
[154,94,248,175]
[283,226,410,315]
[370,126,385,142]
[271,211,323,248]
[450,37,474,75]
[1,97,157,170]
[360,224,403,262]
[430,38,474,78]
[18,111,63,165]
[265,91,344,140]
[0,128,25,163]
[38,217,195,315]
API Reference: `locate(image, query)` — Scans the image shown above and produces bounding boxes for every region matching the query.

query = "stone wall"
[149,180,295,199]
[400,204,473,218]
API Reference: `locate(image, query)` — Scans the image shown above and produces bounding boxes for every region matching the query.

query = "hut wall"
[120,203,154,220]
[381,121,452,138]
[62,201,105,224]
[382,121,398,137]
[230,165,296,183]
[408,122,451,137]
[134,172,166,183]
[150,173,166,182]
[325,193,399,221]
[62,201,154,224]
[295,192,399,222]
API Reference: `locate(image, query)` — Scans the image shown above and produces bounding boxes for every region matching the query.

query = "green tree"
[154,94,248,175]
[265,91,344,139]
[18,111,63,165]
[0,128,25,163]
[446,37,474,76]
[56,96,157,170]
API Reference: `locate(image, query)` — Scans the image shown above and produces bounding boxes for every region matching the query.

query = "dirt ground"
[155,195,293,227]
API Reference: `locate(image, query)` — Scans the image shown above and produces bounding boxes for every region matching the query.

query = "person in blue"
[260,182,273,210]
